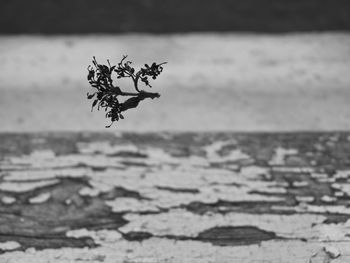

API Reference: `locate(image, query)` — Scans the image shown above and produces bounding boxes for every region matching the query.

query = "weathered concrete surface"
[0,132,350,262]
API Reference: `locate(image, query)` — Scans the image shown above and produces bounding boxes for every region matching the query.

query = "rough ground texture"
[0,132,350,262]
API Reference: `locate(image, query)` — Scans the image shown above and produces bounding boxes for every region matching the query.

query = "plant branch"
[86,56,166,127]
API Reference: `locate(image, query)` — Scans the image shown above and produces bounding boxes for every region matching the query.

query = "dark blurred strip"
[1,0,350,34]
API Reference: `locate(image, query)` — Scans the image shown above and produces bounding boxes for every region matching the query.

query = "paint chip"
[0,241,21,251]
[1,196,16,204]
[29,192,51,204]
[324,246,341,259]
[321,195,337,203]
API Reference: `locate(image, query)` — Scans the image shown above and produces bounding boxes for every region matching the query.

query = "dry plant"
[87,55,166,127]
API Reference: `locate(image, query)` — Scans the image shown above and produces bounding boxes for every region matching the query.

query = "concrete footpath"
[0,132,350,262]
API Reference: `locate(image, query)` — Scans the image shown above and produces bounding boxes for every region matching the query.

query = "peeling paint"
[323,246,341,259]
[106,198,159,213]
[269,147,298,166]
[29,192,51,204]
[1,132,350,262]
[66,228,122,244]
[2,239,350,263]
[321,195,337,203]
[295,196,315,203]
[1,196,16,204]
[0,179,59,192]
[120,209,329,239]
[0,241,21,251]
[77,141,139,155]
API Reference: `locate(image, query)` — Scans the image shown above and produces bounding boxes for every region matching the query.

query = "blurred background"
[1,0,350,131]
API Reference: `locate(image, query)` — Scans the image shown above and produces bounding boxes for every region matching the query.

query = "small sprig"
[87,56,166,128]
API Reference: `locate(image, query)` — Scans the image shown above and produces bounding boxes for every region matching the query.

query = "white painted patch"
[121,209,327,239]
[332,183,342,190]
[142,147,182,166]
[321,195,337,203]
[1,196,16,204]
[269,147,298,166]
[2,239,347,263]
[29,192,51,204]
[310,173,328,179]
[318,178,336,184]
[5,150,56,170]
[204,141,232,157]
[30,150,56,159]
[324,246,341,259]
[331,183,350,198]
[79,175,129,197]
[106,198,159,213]
[55,154,126,169]
[271,167,314,173]
[335,191,345,197]
[223,149,251,162]
[334,170,350,180]
[78,141,139,155]
[295,196,315,203]
[239,166,269,180]
[292,181,309,187]
[24,247,36,254]
[316,224,349,241]
[79,187,100,197]
[298,204,350,215]
[204,141,250,163]
[3,168,91,181]
[0,241,21,251]
[66,228,90,238]
[66,228,122,244]
[0,179,59,192]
